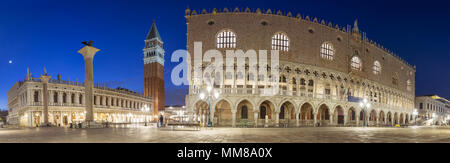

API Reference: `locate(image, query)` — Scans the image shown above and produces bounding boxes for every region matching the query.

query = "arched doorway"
[236,100,254,127]
[369,110,377,126]
[347,107,356,126]
[194,100,208,127]
[317,104,330,126]
[259,100,275,127]
[334,106,344,126]
[214,100,232,127]
[279,101,295,127]
[300,103,314,126]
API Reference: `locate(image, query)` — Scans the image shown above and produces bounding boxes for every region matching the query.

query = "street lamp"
[412,109,418,126]
[359,98,371,127]
[199,86,220,127]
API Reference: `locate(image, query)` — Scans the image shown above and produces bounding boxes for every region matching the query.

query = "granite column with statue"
[77,41,100,127]
[40,69,51,126]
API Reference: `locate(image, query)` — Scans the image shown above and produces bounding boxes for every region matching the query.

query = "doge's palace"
[184,8,415,128]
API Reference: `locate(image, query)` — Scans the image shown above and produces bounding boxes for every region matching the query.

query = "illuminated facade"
[415,95,450,125]
[144,21,165,115]
[184,8,416,127]
[7,71,153,127]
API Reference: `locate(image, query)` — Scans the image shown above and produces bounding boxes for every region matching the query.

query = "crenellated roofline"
[185,7,416,70]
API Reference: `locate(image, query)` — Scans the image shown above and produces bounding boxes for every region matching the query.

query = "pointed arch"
[317,104,330,126]
[214,99,232,126]
[334,105,344,125]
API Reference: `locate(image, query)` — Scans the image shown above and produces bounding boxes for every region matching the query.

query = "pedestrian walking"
[159,114,164,127]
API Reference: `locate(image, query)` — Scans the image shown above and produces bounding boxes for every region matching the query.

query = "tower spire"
[26,67,30,80]
[353,19,359,33]
[146,20,161,40]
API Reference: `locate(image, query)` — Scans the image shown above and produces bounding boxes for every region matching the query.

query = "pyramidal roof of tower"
[146,20,161,40]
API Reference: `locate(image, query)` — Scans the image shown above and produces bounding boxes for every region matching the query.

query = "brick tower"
[143,20,165,116]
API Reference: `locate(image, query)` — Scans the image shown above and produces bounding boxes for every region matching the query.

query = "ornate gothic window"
[351,56,362,71]
[320,42,334,60]
[272,32,289,52]
[217,29,236,49]
[373,61,381,75]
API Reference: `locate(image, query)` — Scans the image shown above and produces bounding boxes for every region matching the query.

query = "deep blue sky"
[0,0,449,110]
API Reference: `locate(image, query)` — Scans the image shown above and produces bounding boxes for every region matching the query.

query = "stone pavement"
[0,127,449,143]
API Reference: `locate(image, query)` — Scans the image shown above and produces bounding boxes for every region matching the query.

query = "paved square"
[0,127,449,143]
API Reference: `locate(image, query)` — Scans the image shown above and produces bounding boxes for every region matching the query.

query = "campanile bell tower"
[144,20,165,115]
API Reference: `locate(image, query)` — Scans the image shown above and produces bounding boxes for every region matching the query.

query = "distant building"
[0,110,7,124]
[164,105,188,122]
[415,95,450,125]
[7,71,154,127]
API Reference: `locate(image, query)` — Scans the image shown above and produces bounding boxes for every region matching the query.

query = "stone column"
[329,113,334,126]
[75,93,79,105]
[81,93,85,105]
[59,111,63,126]
[254,112,258,127]
[295,111,299,127]
[49,91,53,105]
[376,115,379,126]
[67,93,72,105]
[231,110,236,128]
[313,112,317,127]
[78,44,100,125]
[343,113,347,126]
[40,74,51,126]
[356,113,360,126]
[337,84,341,100]
[275,112,280,127]
[199,110,203,126]
[313,78,318,98]
[58,91,63,105]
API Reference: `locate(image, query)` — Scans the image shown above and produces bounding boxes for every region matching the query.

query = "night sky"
[0,0,449,110]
